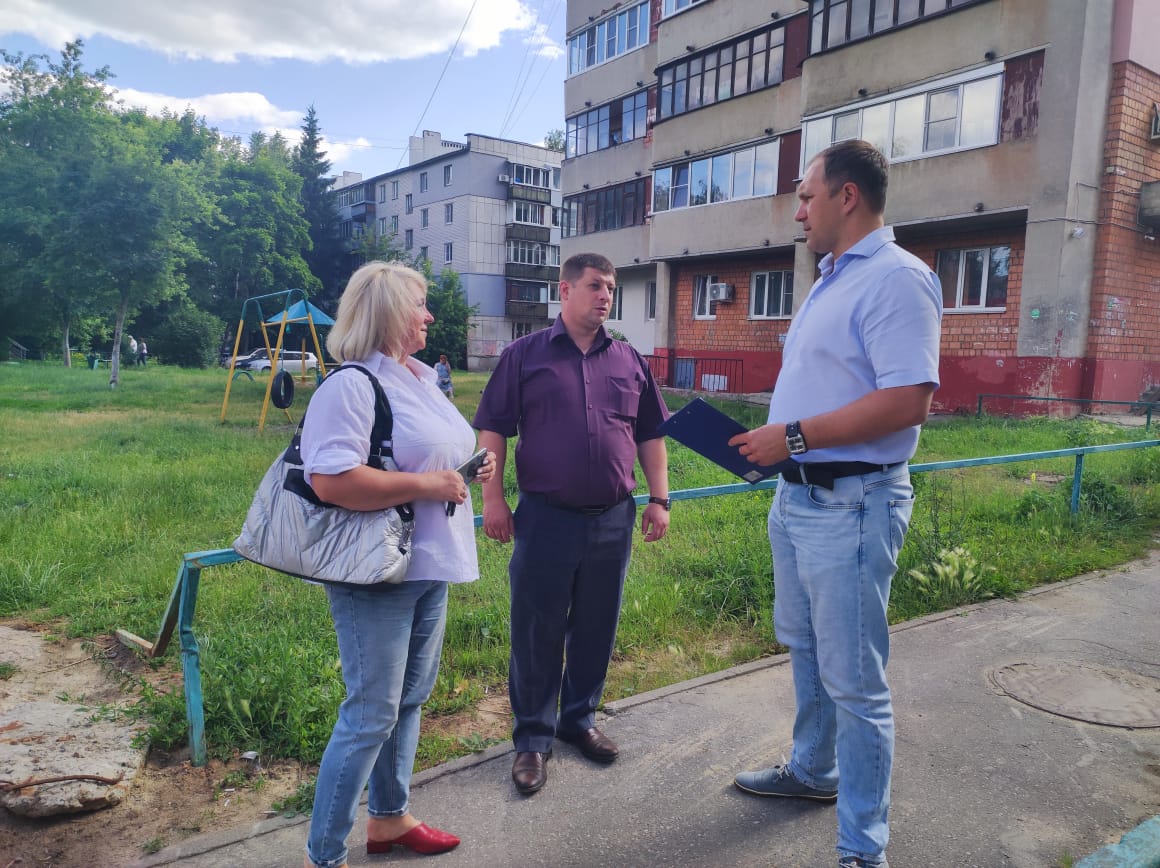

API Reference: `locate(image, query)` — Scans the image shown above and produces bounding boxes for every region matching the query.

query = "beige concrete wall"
[649,195,799,259]
[563,223,650,270]
[564,47,656,117]
[656,2,804,67]
[564,138,651,191]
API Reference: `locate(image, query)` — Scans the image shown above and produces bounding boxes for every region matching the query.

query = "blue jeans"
[306,581,448,868]
[769,466,913,865]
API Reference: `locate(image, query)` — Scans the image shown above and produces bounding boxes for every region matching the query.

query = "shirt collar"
[549,315,611,354]
[819,225,896,278]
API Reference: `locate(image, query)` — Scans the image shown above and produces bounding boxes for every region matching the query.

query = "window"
[443,164,453,186]
[568,1,650,75]
[515,201,546,225]
[562,178,648,238]
[658,24,786,121]
[694,274,719,320]
[377,217,386,235]
[419,172,428,192]
[549,282,560,302]
[336,186,366,207]
[750,270,795,318]
[444,242,454,263]
[513,164,552,188]
[405,193,413,214]
[507,240,560,265]
[391,180,399,200]
[653,140,779,213]
[801,69,1002,168]
[445,203,454,224]
[419,245,428,261]
[609,286,623,320]
[565,89,649,158]
[390,215,399,233]
[663,0,707,16]
[646,282,657,320]
[404,229,413,249]
[513,321,535,340]
[809,0,985,54]
[378,183,387,203]
[936,245,1009,311]
[420,208,429,228]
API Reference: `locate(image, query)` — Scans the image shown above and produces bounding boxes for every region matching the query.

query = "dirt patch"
[0,621,511,867]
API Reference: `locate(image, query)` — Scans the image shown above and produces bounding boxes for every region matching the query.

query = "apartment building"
[332,131,564,371]
[562,0,1160,410]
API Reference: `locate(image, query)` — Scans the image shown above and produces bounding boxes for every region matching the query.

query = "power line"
[397,0,480,169]
[500,0,564,139]
[498,0,551,135]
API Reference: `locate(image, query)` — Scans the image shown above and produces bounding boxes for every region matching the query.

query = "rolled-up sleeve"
[300,370,377,485]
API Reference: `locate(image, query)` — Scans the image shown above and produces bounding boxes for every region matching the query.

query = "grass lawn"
[2,361,1159,765]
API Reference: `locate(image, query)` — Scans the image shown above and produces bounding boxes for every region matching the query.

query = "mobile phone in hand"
[455,447,489,483]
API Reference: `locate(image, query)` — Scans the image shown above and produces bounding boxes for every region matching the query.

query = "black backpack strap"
[282,364,414,521]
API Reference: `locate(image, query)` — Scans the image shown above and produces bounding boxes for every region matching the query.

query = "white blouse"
[300,350,479,585]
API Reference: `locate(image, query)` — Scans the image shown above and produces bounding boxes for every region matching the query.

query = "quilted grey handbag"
[233,364,415,585]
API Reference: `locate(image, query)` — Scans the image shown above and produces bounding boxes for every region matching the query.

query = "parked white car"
[235,348,319,373]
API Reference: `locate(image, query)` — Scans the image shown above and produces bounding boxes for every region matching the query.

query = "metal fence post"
[977,395,984,418]
[177,562,207,767]
[1070,453,1086,514]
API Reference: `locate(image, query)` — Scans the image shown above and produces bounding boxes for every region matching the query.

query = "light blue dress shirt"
[768,226,943,465]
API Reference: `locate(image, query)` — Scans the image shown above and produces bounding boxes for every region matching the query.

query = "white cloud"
[110,87,302,128]
[524,23,564,61]
[0,0,535,63]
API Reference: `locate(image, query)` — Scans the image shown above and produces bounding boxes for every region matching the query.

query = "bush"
[152,303,225,368]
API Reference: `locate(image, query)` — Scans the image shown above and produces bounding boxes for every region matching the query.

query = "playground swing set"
[219,289,331,431]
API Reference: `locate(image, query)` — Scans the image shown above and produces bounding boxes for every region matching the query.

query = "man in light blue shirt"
[729,140,942,868]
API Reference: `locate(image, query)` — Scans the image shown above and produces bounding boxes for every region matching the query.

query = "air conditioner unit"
[707,282,735,302]
[498,173,512,183]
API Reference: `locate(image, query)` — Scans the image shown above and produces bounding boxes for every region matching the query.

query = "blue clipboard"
[658,397,797,484]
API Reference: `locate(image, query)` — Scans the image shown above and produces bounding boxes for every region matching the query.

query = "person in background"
[299,261,496,868]
[474,251,671,797]
[728,139,942,868]
[137,338,148,367]
[434,353,454,399]
[127,334,138,366]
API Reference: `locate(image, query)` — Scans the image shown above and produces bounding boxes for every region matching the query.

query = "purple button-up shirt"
[473,317,669,508]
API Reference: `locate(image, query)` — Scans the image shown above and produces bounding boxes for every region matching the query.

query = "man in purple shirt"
[474,252,671,797]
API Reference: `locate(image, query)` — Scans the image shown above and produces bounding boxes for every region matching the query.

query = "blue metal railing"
[139,438,1160,765]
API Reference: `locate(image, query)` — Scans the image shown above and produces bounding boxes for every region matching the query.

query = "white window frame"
[694,274,718,320]
[378,183,387,203]
[936,244,1010,312]
[390,215,399,233]
[391,180,399,200]
[420,208,429,228]
[404,229,414,249]
[419,171,429,193]
[646,282,657,320]
[443,164,453,186]
[548,282,560,302]
[444,203,454,224]
[609,286,624,320]
[514,201,546,225]
[654,139,778,213]
[405,193,413,214]
[419,245,428,261]
[444,241,453,263]
[749,270,794,319]
[801,64,1004,171]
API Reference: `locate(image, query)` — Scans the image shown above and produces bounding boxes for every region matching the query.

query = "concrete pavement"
[139,553,1160,868]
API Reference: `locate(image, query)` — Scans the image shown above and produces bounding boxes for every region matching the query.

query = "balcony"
[505,223,551,244]
[510,183,552,205]
[349,201,375,222]
[505,299,548,319]
[505,262,557,282]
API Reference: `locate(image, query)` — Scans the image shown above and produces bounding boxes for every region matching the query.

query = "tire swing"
[271,370,295,409]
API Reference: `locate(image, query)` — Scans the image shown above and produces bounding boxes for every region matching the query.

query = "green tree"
[417,267,476,369]
[292,106,345,306]
[544,128,565,152]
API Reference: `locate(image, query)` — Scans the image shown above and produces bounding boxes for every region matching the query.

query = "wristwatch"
[785,421,809,456]
[648,495,672,511]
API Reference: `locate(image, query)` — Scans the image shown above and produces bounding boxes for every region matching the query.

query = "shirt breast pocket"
[606,376,641,419]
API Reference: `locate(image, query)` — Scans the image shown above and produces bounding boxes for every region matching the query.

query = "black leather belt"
[780,461,904,491]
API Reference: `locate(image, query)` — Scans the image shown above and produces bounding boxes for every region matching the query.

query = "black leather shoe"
[512,750,550,795]
[558,726,619,763]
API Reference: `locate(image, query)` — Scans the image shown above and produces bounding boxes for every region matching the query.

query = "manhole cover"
[991,661,1160,728]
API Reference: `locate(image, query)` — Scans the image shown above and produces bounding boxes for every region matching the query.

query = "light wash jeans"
[769,465,913,867]
[306,580,448,868]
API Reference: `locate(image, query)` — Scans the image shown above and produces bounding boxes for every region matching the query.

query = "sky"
[0,0,567,179]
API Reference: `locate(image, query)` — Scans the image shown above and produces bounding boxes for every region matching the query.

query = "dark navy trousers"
[508,492,636,753]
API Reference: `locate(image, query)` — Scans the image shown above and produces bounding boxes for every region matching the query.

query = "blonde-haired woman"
[301,261,495,868]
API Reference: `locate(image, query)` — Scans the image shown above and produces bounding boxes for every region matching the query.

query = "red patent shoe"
[367,822,460,856]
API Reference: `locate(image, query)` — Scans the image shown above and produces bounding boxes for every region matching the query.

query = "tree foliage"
[293,106,345,308]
